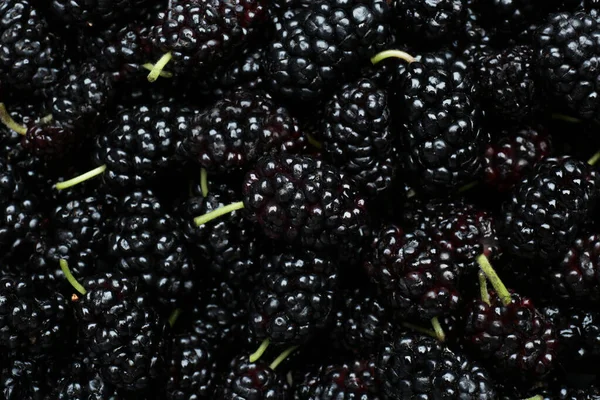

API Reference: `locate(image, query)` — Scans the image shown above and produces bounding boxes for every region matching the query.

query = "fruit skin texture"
[483,126,552,192]
[365,226,461,321]
[475,45,539,122]
[242,154,369,252]
[50,0,149,25]
[166,334,216,400]
[535,10,600,121]
[55,353,119,399]
[249,248,338,346]
[294,359,381,400]
[499,156,600,261]
[322,77,396,197]
[377,333,496,399]
[0,0,66,96]
[215,355,288,399]
[464,292,558,381]
[73,273,169,392]
[151,0,269,75]
[266,0,392,103]
[177,90,304,174]
[395,53,485,194]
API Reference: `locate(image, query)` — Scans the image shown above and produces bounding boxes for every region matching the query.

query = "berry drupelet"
[266,0,393,103]
[108,189,196,307]
[365,226,461,322]
[535,9,600,121]
[294,358,381,400]
[499,156,600,261]
[378,332,496,399]
[483,126,552,193]
[0,275,69,354]
[0,0,66,97]
[249,248,338,346]
[166,333,216,400]
[177,183,261,287]
[383,50,486,194]
[148,0,269,80]
[1,355,63,399]
[475,45,540,122]
[393,0,467,46]
[464,291,558,382]
[68,271,169,392]
[54,353,119,399]
[321,77,397,198]
[177,89,304,174]
[50,0,150,25]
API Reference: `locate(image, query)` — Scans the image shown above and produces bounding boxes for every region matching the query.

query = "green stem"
[306,134,323,149]
[194,201,244,226]
[523,396,543,400]
[406,189,416,199]
[402,322,437,339]
[477,254,511,306]
[147,52,173,82]
[0,103,27,135]
[371,49,415,65]
[551,113,581,123]
[141,63,173,78]
[59,259,87,295]
[458,181,478,193]
[200,168,209,197]
[479,271,490,305]
[54,165,107,190]
[41,114,53,124]
[168,309,182,328]
[249,339,270,363]
[588,151,600,166]
[431,317,446,342]
[269,345,299,370]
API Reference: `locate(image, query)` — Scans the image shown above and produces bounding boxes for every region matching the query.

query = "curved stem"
[59,259,87,295]
[41,114,53,124]
[551,113,581,123]
[55,165,107,190]
[194,201,244,226]
[479,271,490,305]
[431,317,446,342]
[269,345,299,370]
[306,134,323,150]
[141,63,173,78]
[200,168,209,197]
[477,254,511,306]
[523,396,543,400]
[168,308,182,328]
[249,339,270,363]
[0,103,27,135]
[147,52,173,82]
[402,322,437,339]
[371,49,416,65]
[588,151,600,166]
[458,181,478,193]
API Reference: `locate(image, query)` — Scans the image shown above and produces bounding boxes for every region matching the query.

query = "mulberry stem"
[249,339,270,363]
[458,181,478,193]
[551,113,581,123]
[479,271,490,305]
[371,49,415,65]
[141,63,173,78]
[523,397,543,400]
[200,168,209,197]
[168,309,182,328]
[431,317,446,342]
[54,165,107,190]
[194,201,244,226]
[147,52,173,82]
[269,345,299,370]
[477,254,511,306]
[588,151,600,166]
[402,322,437,339]
[41,114,53,124]
[59,259,87,296]
[0,103,27,135]
[306,134,323,149]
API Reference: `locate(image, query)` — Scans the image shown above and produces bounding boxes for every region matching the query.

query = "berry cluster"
[2,0,600,398]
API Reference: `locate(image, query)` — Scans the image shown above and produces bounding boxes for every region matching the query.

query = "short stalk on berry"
[59,259,87,296]
[200,168,209,197]
[147,52,173,82]
[306,133,323,149]
[370,49,415,65]
[430,317,446,342]
[54,165,107,190]
[588,151,600,166]
[0,103,27,135]
[269,346,299,370]
[458,181,478,193]
[41,114,53,124]
[552,113,581,123]
[476,254,511,306]
[401,322,438,339]
[168,308,182,328]
[524,396,543,400]
[479,271,490,305]
[194,201,245,226]
[249,338,271,363]
[141,63,173,78]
